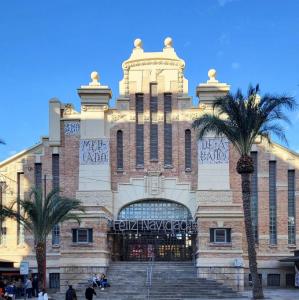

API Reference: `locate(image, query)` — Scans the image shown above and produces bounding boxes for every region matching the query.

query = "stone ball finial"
[164,37,173,48]
[89,71,100,86]
[134,38,143,49]
[208,69,216,81]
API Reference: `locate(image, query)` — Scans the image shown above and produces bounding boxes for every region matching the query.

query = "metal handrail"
[146,256,154,299]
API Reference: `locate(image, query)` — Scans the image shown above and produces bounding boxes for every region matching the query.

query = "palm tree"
[0,188,84,289]
[192,85,296,299]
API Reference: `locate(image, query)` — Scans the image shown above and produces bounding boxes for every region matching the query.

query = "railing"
[146,256,154,299]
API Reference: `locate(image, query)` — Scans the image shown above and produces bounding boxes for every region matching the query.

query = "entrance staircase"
[78,261,244,299]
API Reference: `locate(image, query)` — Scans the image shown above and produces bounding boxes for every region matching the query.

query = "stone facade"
[0,38,298,290]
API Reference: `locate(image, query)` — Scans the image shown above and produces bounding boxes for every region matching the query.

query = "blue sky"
[0,0,299,161]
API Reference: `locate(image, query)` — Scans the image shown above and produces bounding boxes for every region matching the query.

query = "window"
[250,152,258,243]
[0,182,6,245]
[17,173,25,245]
[267,274,280,287]
[117,130,124,170]
[136,94,144,167]
[72,228,93,243]
[34,163,42,190]
[52,154,59,189]
[185,129,192,171]
[288,170,296,245]
[286,274,295,287]
[269,161,277,245]
[164,93,172,167]
[52,224,60,246]
[150,83,158,160]
[119,200,192,220]
[49,273,60,289]
[210,228,231,244]
[248,274,262,285]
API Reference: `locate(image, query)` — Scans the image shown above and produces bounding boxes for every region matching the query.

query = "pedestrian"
[38,288,48,300]
[32,275,39,297]
[85,285,96,300]
[4,282,16,300]
[24,278,32,298]
[65,285,77,300]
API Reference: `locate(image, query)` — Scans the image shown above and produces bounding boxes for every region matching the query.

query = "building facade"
[0,38,298,291]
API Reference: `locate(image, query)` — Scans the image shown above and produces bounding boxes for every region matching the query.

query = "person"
[65,285,77,300]
[14,279,22,298]
[38,288,48,300]
[32,275,39,297]
[24,278,32,298]
[91,274,97,288]
[85,285,96,300]
[99,273,108,290]
[4,282,16,300]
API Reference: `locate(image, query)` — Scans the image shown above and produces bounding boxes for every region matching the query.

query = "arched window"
[119,199,192,220]
[117,130,123,170]
[185,129,191,171]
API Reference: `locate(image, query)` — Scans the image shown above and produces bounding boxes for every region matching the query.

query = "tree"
[192,85,296,299]
[0,188,84,289]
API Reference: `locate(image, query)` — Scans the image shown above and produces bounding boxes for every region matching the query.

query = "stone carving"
[198,137,229,164]
[64,104,75,115]
[64,121,80,136]
[80,139,109,165]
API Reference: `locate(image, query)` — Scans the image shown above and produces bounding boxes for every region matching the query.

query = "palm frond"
[193,84,296,156]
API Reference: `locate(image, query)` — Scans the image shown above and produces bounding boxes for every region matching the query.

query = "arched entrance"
[110,199,197,261]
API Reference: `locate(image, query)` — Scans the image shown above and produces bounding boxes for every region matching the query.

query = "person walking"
[24,278,33,298]
[65,285,77,300]
[38,288,48,300]
[32,275,39,297]
[85,285,96,300]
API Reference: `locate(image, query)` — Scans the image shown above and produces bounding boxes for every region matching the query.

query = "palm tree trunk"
[36,241,46,289]
[241,172,264,299]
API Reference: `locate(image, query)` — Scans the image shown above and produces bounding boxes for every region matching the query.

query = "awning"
[279,256,299,262]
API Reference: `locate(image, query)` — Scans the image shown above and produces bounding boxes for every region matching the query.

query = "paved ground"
[26,288,299,300]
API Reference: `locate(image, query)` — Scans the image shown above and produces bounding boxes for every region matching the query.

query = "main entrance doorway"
[110,200,197,261]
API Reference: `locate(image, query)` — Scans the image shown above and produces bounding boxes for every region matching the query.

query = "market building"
[0,38,298,291]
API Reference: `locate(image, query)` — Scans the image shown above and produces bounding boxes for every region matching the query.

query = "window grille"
[150,84,158,160]
[164,93,172,167]
[17,173,25,245]
[185,129,192,170]
[49,273,60,289]
[250,152,258,243]
[117,130,124,170]
[269,161,277,245]
[34,163,42,189]
[288,170,296,244]
[267,274,280,287]
[136,94,144,167]
[72,228,93,243]
[52,224,60,245]
[52,154,59,189]
[209,228,231,243]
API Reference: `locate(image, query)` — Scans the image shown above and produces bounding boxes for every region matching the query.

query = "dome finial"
[134,38,143,49]
[89,71,100,86]
[164,37,173,48]
[207,69,218,83]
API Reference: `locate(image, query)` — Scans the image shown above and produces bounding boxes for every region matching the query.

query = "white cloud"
[218,0,238,7]
[231,62,240,70]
